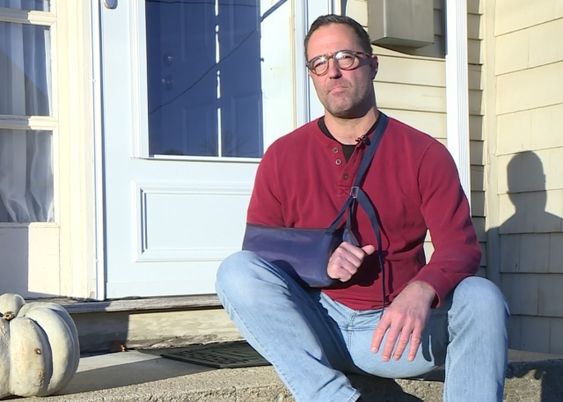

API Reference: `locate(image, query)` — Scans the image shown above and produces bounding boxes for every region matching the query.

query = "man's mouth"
[329,85,348,94]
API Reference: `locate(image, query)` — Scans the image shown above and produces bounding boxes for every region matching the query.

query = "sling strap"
[326,112,389,306]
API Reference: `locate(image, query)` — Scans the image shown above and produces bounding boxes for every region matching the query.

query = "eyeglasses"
[306,49,372,76]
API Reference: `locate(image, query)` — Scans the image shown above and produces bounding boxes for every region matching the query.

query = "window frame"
[0,4,58,225]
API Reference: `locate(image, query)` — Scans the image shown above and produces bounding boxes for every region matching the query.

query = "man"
[216,14,508,402]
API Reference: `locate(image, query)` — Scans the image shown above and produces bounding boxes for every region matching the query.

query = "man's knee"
[452,276,509,320]
[215,251,259,297]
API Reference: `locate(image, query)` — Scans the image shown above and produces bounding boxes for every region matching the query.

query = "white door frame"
[92,0,105,301]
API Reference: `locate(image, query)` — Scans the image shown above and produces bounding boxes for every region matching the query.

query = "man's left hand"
[370,281,436,361]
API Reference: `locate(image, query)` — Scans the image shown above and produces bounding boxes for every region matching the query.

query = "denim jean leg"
[215,251,361,402]
[444,276,509,402]
[330,292,446,379]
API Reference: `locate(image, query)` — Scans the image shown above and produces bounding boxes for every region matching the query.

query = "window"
[0,1,54,222]
[145,0,263,158]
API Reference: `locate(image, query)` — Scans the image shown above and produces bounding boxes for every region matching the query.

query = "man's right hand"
[327,242,376,282]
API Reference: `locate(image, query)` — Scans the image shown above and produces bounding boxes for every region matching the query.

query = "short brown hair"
[304,14,372,59]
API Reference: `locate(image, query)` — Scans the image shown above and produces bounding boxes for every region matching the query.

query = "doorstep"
[22,348,563,402]
[54,295,243,353]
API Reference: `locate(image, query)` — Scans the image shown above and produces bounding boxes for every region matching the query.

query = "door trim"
[92,0,105,301]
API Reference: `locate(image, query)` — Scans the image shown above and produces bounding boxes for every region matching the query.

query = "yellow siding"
[348,0,447,133]
[496,104,563,155]
[348,1,487,269]
[497,148,563,193]
[496,18,563,75]
[345,0,368,26]
[497,62,563,114]
[486,0,563,354]
[376,83,445,114]
[376,55,445,86]
[495,0,563,35]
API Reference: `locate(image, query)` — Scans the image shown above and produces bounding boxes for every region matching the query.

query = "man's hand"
[370,281,436,361]
[327,242,376,282]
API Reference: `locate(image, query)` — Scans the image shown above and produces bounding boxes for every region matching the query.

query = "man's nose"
[326,58,342,78]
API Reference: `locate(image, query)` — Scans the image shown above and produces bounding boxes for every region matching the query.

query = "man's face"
[306,23,378,119]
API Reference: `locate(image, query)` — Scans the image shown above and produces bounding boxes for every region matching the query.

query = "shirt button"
[332,147,339,153]
[335,159,342,166]
[343,173,349,180]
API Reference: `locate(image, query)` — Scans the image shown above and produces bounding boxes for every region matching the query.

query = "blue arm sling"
[242,113,388,290]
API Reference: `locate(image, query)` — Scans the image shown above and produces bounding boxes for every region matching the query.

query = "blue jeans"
[216,251,509,402]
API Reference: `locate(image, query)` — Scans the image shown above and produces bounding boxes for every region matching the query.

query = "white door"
[99,1,331,298]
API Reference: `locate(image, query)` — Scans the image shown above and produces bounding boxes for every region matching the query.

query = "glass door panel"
[146,0,263,158]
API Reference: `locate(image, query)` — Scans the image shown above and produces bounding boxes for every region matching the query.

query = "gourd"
[0,293,80,398]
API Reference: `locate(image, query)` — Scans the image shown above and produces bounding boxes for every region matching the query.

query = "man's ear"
[371,54,379,79]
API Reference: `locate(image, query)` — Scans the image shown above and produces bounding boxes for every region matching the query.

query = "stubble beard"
[323,90,373,119]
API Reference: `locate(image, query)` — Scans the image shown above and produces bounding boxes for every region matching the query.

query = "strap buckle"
[350,186,359,198]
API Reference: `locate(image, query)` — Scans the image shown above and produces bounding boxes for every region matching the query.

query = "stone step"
[26,297,563,401]
[22,348,563,402]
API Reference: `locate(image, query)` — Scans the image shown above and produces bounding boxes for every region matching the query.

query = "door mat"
[160,341,271,369]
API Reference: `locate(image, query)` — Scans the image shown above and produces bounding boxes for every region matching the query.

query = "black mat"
[160,341,271,369]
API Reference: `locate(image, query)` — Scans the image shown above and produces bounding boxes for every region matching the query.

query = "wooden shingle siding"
[351,0,563,356]
[497,63,563,115]
[489,0,563,354]
[510,315,563,354]
[496,18,563,75]
[497,104,563,155]
[468,0,486,272]
[495,0,563,36]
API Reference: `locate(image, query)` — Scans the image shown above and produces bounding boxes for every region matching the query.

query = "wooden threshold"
[35,294,222,314]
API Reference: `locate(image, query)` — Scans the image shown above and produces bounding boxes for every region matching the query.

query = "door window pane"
[0,0,50,12]
[0,21,51,116]
[146,0,263,158]
[0,130,53,223]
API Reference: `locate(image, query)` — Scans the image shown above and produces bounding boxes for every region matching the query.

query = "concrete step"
[22,348,563,402]
[27,297,562,401]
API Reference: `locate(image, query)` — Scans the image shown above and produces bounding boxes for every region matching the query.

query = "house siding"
[348,1,485,267]
[355,0,563,354]
[487,0,563,354]
[468,0,487,272]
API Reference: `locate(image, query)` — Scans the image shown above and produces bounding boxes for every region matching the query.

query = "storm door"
[100,0,328,297]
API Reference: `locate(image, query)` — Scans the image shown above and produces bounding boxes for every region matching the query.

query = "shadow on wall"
[488,151,563,401]
[501,151,563,235]
[491,151,563,349]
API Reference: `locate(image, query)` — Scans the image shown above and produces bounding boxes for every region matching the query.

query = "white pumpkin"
[0,293,80,398]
